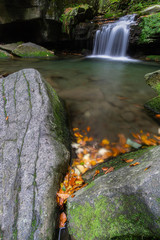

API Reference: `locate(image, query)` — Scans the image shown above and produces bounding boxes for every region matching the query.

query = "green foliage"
[102,0,160,18]
[146,55,160,62]
[139,13,160,43]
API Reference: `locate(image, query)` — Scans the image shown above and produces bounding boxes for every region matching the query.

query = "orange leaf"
[101,139,110,145]
[90,160,97,166]
[6,116,9,121]
[102,167,109,172]
[87,126,91,132]
[154,135,160,141]
[130,162,140,167]
[104,167,114,174]
[73,128,79,131]
[93,170,100,179]
[144,166,151,171]
[125,159,134,163]
[88,137,93,142]
[59,212,67,228]
[74,132,83,138]
[57,193,70,200]
[118,134,126,145]
[155,114,160,119]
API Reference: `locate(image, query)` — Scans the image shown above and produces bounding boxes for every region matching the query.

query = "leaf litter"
[57,127,160,228]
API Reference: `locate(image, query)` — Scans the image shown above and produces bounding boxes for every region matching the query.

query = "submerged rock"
[0,69,70,239]
[144,70,160,114]
[67,146,160,239]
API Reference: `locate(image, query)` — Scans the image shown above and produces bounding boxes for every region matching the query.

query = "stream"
[0,56,159,141]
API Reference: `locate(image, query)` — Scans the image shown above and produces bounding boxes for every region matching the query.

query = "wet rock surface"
[0,69,70,239]
[145,70,160,114]
[67,146,160,239]
[0,42,55,58]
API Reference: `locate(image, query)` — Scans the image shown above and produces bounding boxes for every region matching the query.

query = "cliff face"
[0,0,63,45]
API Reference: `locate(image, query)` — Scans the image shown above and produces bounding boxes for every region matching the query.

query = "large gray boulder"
[0,69,70,239]
[67,146,160,239]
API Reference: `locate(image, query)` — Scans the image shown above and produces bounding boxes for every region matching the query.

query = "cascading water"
[92,15,136,59]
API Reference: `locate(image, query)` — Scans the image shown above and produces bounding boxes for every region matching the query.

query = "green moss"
[0,227,3,239]
[60,4,92,34]
[0,51,11,58]
[100,0,159,16]
[45,82,70,148]
[146,55,160,62]
[139,13,160,44]
[68,194,156,240]
[15,51,54,58]
[144,96,160,114]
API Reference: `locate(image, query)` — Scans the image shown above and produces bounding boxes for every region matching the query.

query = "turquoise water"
[0,57,159,141]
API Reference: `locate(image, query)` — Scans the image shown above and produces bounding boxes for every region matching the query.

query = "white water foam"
[92,14,136,58]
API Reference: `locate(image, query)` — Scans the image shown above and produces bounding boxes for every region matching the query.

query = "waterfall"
[92,15,136,58]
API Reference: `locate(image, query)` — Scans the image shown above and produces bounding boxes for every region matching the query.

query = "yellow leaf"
[101,139,110,145]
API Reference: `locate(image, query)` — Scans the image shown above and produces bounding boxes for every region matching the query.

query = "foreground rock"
[144,70,160,114]
[0,69,70,239]
[67,146,160,239]
[0,42,55,58]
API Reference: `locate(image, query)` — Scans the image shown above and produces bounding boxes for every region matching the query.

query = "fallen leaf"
[57,193,70,200]
[144,166,151,171]
[102,167,109,172]
[59,212,67,228]
[73,128,79,131]
[101,139,110,145]
[93,170,100,179]
[76,165,88,174]
[87,126,91,132]
[125,159,134,163]
[130,162,140,167]
[6,116,9,121]
[104,167,114,174]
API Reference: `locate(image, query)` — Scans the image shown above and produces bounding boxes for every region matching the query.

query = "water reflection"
[0,57,159,141]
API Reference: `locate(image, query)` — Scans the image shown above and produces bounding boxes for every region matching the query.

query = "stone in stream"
[67,146,160,239]
[144,70,160,114]
[0,69,70,239]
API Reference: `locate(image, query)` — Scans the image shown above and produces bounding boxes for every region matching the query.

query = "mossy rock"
[0,49,11,58]
[67,145,160,239]
[144,96,160,114]
[146,55,160,62]
[145,70,160,95]
[61,4,94,34]
[144,70,160,114]
[12,42,55,58]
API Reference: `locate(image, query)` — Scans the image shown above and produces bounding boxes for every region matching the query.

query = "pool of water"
[0,56,159,141]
